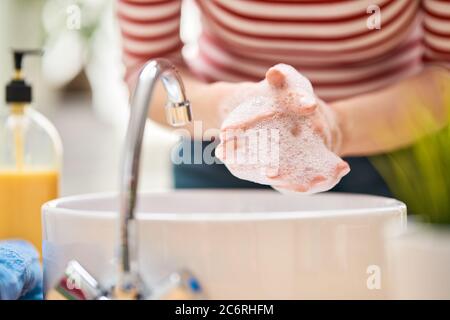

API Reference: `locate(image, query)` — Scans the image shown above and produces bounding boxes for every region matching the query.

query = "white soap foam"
[216,63,350,194]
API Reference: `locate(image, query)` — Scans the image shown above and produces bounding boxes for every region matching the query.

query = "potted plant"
[372,101,450,299]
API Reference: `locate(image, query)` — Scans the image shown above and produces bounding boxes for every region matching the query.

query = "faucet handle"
[47,260,205,300]
[46,260,107,300]
[148,270,204,300]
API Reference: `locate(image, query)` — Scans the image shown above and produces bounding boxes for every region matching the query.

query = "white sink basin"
[42,190,406,299]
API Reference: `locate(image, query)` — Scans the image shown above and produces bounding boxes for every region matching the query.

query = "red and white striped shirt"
[117,0,450,102]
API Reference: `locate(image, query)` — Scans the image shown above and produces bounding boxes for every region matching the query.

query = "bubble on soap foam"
[222,94,274,129]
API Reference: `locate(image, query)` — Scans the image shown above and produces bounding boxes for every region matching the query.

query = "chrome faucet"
[48,59,202,300]
[116,58,192,299]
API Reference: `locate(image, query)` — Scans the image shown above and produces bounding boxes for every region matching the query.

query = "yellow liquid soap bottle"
[0,49,62,256]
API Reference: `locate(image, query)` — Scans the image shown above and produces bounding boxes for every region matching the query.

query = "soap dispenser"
[0,49,62,255]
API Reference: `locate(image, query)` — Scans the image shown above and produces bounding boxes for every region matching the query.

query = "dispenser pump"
[6,49,42,104]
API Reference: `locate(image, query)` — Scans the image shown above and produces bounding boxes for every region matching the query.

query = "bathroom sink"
[42,190,406,299]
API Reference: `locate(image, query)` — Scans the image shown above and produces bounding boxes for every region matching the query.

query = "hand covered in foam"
[215,64,350,194]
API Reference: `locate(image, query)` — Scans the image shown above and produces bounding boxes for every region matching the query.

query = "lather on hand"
[216,64,350,194]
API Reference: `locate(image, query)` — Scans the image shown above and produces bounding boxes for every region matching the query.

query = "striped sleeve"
[116,0,183,82]
[423,0,450,67]
[189,0,423,101]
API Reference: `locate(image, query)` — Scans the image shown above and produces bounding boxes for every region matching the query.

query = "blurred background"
[0,0,199,195]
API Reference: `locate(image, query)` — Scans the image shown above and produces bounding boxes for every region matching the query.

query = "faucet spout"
[116,59,192,298]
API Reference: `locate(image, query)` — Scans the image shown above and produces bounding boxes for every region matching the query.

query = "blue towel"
[0,240,43,300]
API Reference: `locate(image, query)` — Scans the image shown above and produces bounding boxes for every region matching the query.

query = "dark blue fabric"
[0,240,43,300]
[173,139,271,189]
[173,139,392,197]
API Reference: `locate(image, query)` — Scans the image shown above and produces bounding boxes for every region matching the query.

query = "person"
[117,0,450,196]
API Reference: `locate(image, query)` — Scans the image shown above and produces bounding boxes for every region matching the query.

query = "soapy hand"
[215,64,350,194]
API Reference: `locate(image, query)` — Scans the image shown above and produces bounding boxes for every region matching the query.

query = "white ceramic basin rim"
[43,190,407,299]
[42,190,406,221]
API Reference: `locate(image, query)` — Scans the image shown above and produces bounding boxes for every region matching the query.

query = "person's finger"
[334,161,350,178]
[266,67,286,88]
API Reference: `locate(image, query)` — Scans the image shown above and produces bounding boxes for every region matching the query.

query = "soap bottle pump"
[0,49,62,255]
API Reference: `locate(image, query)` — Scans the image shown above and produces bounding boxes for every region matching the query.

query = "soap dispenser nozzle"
[6,49,43,105]
[12,49,42,79]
